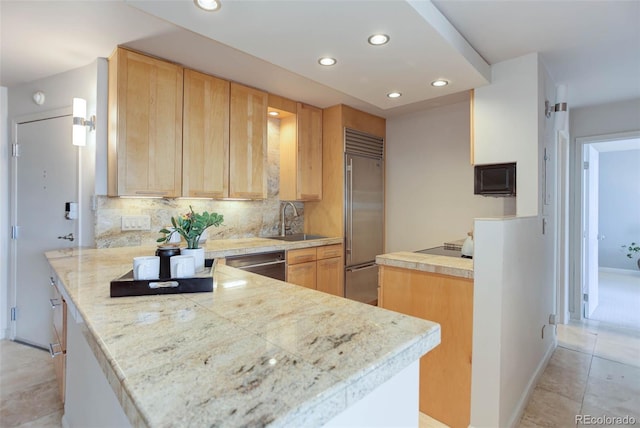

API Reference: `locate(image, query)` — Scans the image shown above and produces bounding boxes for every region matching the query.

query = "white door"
[12,115,78,348]
[583,145,599,317]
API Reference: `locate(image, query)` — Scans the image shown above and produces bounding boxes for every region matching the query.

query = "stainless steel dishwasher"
[225,251,286,281]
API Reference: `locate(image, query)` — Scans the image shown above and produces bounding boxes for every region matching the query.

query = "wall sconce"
[72,97,95,146]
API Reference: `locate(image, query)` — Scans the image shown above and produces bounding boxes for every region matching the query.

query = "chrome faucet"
[280,202,299,236]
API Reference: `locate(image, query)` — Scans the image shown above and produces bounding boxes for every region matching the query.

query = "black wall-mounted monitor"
[474,162,516,196]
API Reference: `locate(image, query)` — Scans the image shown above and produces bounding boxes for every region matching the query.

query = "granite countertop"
[201,236,343,258]
[375,251,474,279]
[45,241,440,428]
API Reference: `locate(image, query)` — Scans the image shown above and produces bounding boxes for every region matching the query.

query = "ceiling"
[1,0,639,118]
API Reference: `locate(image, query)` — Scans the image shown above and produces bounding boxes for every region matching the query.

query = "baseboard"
[61,412,70,428]
[599,267,640,277]
[505,340,556,428]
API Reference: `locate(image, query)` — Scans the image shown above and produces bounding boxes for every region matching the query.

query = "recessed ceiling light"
[431,79,449,87]
[318,57,337,66]
[194,0,221,11]
[368,34,390,46]
[387,92,402,99]
[268,111,279,117]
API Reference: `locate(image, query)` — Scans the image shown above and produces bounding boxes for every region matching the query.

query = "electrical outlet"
[121,215,151,231]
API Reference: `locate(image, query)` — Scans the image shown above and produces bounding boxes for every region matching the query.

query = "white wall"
[571,98,640,139]
[474,53,540,217]
[1,87,9,338]
[598,149,640,270]
[470,53,557,428]
[472,217,555,428]
[386,100,515,252]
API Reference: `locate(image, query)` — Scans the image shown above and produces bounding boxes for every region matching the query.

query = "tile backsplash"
[94,118,303,248]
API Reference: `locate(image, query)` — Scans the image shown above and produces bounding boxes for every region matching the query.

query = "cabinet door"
[287,261,317,290]
[380,266,473,428]
[229,83,267,199]
[108,48,183,197]
[183,69,230,198]
[296,103,322,200]
[317,257,343,296]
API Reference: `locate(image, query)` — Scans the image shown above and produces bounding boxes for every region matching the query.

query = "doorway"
[10,110,78,348]
[574,132,640,330]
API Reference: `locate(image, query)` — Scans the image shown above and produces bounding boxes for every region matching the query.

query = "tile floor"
[519,320,640,428]
[0,340,62,427]
[1,320,638,428]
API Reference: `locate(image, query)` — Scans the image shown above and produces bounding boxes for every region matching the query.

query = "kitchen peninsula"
[376,251,473,428]
[46,239,440,428]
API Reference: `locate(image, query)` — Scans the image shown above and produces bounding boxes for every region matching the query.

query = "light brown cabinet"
[287,260,316,290]
[379,265,473,428]
[287,244,344,296]
[182,69,230,198]
[304,105,385,237]
[278,102,323,201]
[51,279,67,403]
[229,82,268,199]
[108,47,183,197]
[109,49,268,200]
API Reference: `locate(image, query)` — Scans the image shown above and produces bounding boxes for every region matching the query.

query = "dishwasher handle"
[235,259,285,270]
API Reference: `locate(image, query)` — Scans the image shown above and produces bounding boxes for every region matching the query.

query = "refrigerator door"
[345,263,379,305]
[345,154,384,267]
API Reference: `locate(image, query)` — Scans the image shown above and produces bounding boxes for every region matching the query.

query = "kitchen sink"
[265,233,327,242]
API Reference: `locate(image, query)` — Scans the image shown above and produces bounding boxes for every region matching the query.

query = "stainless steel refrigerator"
[344,128,384,305]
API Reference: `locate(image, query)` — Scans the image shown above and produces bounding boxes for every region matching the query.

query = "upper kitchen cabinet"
[305,104,385,238]
[108,48,183,197]
[276,99,323,201]
[229,83,268,199]
[182,69,230,198]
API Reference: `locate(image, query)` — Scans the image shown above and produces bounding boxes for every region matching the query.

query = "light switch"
[121,215,151,231]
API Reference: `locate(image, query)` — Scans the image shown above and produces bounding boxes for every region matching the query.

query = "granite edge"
[375,252,474,279]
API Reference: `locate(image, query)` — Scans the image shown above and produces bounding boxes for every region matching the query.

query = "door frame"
[555,129,571,324]
[8,107,75,340]
[570,130,640,321]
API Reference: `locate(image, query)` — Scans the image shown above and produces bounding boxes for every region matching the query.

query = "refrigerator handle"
[346,157,353,260]
[345,262,377,272]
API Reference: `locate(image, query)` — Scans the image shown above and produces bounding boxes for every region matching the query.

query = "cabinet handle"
[192,191,221,198]
[299,194,320,200]
[49,342,63,358]
[50,298,61,309]
[50,276,56,287]
[134,191,168,196]
[229,192,264,199]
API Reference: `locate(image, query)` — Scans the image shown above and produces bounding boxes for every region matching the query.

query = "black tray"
[110,267,214,298]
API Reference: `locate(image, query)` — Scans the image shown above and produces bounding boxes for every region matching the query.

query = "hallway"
[589,270,640,331]
[519,320,640,427]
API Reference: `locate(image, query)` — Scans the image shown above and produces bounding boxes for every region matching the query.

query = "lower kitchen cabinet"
[379,265,473,428]
[316,257,342,296]
[287,261,316,290]
[50,278,67,403]
[287,244,344,296]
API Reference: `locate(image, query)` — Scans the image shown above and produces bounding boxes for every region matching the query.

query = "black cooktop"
[415,246,472,259]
